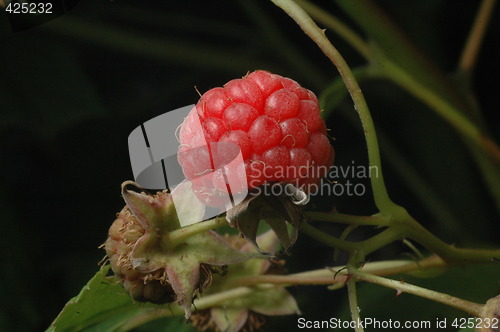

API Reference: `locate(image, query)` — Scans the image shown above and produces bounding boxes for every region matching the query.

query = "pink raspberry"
[178,70,334,206]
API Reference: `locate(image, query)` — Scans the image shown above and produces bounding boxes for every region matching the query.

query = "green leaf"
[47,266,128,331]
[47,265,198,331]
[46,266,162,332]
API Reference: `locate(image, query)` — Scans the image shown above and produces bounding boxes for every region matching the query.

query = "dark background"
[1,1,499,331]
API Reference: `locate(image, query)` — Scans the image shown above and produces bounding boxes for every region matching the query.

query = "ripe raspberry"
[178,70,334,206]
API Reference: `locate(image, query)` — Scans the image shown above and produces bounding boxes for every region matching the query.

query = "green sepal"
[162,231,265,318]
[122,181,180,232]
[210,307,248,332]
[225,184,309,254]
[207,286,300,332]
[120,181,266,319]
[248,287,301,316]
[264,217,291,252]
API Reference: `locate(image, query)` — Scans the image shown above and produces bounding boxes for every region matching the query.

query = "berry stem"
[166,216,228,249]
[301,221,401,257]
[309,0,500,204]
[300,223,357,252]
[351,268,484,317]
[270,0,395,213]
[356,227,401,256]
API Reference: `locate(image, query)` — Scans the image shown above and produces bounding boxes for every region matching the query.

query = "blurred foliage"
[0,1,499,331]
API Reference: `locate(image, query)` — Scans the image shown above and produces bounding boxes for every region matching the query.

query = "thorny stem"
[397,214,500,265]
[304,0,500,202]
[294,0,371,59]
[458,0,498,74]
[229,256,447,287]
[229,274,346,287]
[302,213,500,265]
[346,252,367,332]
[296,0,497,164]
[347,276,364,332]
[351,268,484,317]
[301,213,500,283]
[118,256,481,330]
[269,0,500,254]
[270,0,395,213]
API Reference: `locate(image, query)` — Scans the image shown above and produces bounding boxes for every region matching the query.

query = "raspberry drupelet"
[178,70,334,206]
